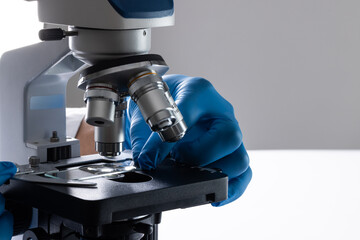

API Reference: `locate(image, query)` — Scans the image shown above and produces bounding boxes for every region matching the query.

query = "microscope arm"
[0,39,85,165]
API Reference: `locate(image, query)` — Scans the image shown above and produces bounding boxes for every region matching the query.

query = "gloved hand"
[125,75,252,206]
[0,162,17,239]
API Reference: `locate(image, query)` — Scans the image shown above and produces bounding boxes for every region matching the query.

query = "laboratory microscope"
[0,1,228,239]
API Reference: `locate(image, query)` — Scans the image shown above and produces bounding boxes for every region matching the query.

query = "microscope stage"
[1,158,227,226]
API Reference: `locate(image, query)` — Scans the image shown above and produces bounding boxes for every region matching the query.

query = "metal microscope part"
[84,83,120,127]
[78,54,186,146]
[35,0,174,30]
[28,156,40,168]
[95,107,126,157]
[14,162,97,187]
[74,165,136,181]
[128,71,187,142]
[69,27,152,65]
[13,159,137,187]
[79,54,171,157]
[14,174,97,187]
[78,54,169,92]
[85,87,127,157]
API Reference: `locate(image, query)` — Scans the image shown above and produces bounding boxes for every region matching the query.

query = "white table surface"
[160,150,360,240]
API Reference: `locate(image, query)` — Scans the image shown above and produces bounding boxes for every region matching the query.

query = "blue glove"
[0,162,17,239]
[125,75,252,206]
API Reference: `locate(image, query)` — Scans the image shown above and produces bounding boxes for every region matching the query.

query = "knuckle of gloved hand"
[187,77,213,93]
[225,99,235,113]
[240,151,250,172]
[223,122,243,149]
[235,146,250,174]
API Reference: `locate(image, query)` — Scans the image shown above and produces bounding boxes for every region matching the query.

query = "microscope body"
[0,1,228,239]
[27,0,185,158]
[0,40,83,165]
[0,0,179,163]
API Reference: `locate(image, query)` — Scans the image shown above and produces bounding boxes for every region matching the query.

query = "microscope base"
[1,158,227,239]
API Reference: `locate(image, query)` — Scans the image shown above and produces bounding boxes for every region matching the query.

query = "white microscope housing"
[0,0,184,164]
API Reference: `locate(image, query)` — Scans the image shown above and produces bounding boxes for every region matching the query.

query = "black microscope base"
[1,159,228,239]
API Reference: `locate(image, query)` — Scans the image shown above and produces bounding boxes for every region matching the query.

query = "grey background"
[67,0,360,150]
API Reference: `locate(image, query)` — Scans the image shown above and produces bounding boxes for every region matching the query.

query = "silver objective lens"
[95,105,126,157]
[84,84,126,157]
[84,84,119,127]
[128,71,187,142]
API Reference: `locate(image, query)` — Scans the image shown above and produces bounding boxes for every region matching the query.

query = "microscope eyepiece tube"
[128,71,187,142]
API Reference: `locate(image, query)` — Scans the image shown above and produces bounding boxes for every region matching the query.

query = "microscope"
[0,1,228,239]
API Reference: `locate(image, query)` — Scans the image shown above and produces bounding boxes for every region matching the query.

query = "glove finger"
[137,132,176,169]
[173,118,242,167]
[135,96,204,169]
[205,144,249,179]
[131,80,205,168]
[0,162,17,186]
[129,97,175,169]
[128,103,152,161]
[212,166,252,207]
[123,99,132,150]
[135,83,219,168]
[133,77,237,169]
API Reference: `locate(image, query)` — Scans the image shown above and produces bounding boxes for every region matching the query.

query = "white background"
[151,0,360,150]
[0,0,41,56]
